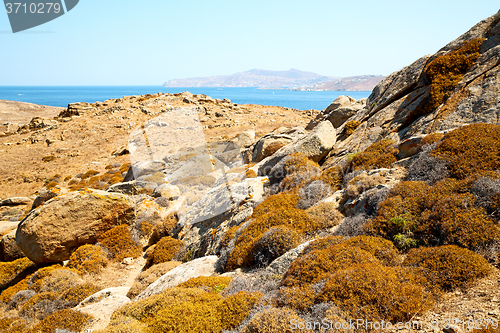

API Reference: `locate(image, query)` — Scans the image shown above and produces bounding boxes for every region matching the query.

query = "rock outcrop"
[135,256,218,300]
[322,10,500,169]
[0,197,32,222]
[257,120,336,175]
[16,189,136,264]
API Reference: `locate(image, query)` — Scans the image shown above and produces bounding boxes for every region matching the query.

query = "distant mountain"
[292,75,385,91]
[163,69,338,88]
[163,69,384,91]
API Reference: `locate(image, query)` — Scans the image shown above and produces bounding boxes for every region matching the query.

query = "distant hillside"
[293,75,385,91]
[163,69,383,91]
[163,69,338,88]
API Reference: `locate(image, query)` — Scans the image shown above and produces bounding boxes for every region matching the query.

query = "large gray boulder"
[135,256,218,300]
[1,229,25,261]
[257,121,336,176]
[16,189,136,264]
[175,177,267,253]
[0,197,33,222]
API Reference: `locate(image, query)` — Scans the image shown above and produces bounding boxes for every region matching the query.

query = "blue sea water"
[0,86,371,111]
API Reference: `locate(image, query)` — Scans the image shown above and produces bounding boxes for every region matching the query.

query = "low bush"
[470,177,500,221]
[405,144,449,185]
[344,120,361,137]
[298,180,332,209]
[218,291,263,330]
[318,263,433,322]
[111,287,260,333]
[226,193,318,271]
[38,269,82,294]
[242,307,312,333]
[348,139,398,171]
[98,225,142,261]
[251,226,301,267]
[0,278,30,303]
[60,283,100,305]
[301,236,346,255]
[270,152,321,185]
[19,291,58,317]
[365,179,500,250]
[81,170,100,179]
[27,265,67,292]
[305,202,344,230]
[67,244,108,275]
[127,261,181,299]
[31,308,92,333]
[0,258,35,289]
[276,286,316,311]
[145,236,184,268]
[342,235,400,266]
[430,123,500,179]
[403,245,491,291]
[282,244,381,287]
[148,213,178,246]
[177,276,232,293]
[334,214,369,237]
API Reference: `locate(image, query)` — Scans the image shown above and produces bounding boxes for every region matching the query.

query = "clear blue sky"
[0,1,498,85]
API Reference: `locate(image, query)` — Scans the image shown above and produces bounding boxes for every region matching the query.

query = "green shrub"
[98,225,142,261]
[348,139,398,171]
[430,123,500,179]
[145,236,184,268]
[365,179,500,250]
[67,244,108,275]
[318,263,434,322]
[404,245,491,291]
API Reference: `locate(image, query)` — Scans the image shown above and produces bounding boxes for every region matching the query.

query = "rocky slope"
[1,9,500,333]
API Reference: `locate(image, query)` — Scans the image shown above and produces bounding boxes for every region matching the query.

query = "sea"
[0,86,371,111]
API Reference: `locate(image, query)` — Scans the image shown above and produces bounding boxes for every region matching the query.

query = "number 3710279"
[5,3,61,14]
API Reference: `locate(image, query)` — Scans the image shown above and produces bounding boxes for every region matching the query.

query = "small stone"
[122,257,134,265]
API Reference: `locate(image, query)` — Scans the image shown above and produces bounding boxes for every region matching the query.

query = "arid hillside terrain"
[0,92,316,199]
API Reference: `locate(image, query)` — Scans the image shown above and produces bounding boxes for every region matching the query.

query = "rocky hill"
[1,9,500,333]
[163,68,337,88]
[293,75,385,91]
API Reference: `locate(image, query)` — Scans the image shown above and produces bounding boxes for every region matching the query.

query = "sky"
[0,0,498,85]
